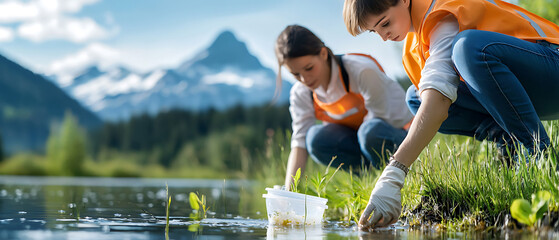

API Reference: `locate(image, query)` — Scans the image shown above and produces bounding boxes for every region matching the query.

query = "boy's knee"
[452,30,482,48]
[406,85,420,115]
[452,30,486,63]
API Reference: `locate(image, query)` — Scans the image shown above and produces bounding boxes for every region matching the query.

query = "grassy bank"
[256,121,559,231]
[1,118,558,231]
[0,152,235,179]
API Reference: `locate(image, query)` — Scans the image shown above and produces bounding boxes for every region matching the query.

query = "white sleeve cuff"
[418,80,458,102]
[291,136,307,150]
[419,14,460,103]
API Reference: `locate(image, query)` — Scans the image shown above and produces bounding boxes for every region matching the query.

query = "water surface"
[0,176,550,239]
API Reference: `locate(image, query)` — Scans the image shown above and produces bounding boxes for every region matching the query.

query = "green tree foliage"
[519,0,559,24]
[46,112,87,176]
[90,104,292,171]
[0,133,3,162]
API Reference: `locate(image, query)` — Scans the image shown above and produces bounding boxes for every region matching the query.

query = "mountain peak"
[211,30,238,46]
[82,66,102,75]
[206,30,249,54]
[72,66,104,86]
[107,66,132,78]
[177,30,264,74]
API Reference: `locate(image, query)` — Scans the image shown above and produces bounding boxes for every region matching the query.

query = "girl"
[275,25,414,189]
[343,0,559,230]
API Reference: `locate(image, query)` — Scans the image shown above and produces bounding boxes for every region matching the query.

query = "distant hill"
[0,54,103,154]
[54,30,292,121]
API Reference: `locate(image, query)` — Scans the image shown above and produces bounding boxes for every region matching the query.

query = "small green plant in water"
[310,157,342,198]
[188,192,209,233]
[189,192,209,220]
[165,183,171,240]
[510,190,552,226]
[290,168,302,193]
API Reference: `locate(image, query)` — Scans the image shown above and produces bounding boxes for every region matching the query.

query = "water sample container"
[262,187,328,225]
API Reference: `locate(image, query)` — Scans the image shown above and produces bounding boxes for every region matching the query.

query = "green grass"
[255,121,559,230]
[2,119,557,231]
[0,153,48,176]
[0,153,234,179]
[403,134,558,230]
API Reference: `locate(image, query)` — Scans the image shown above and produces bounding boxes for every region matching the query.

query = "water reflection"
[265,224,418,240]
[0,176,554,240]
[267,225,325,240]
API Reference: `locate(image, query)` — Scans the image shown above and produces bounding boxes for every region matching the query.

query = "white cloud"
[0,0,100,23]
[46,0,100,14]
[70,70,166,109]
[202,71,271,89]
[0,1,40,23]
[49,43,120,85]
[0,26,15,42]
[18,16,108,43]
[0,0,109,43]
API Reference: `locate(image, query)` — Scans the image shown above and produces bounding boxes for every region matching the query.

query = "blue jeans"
[306,118,407,170]
[406,30,559,154]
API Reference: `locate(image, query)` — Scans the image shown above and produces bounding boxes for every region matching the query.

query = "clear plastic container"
[262,187,328,225]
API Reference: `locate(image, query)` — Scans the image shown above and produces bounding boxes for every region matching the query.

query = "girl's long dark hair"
[273,25,336,103]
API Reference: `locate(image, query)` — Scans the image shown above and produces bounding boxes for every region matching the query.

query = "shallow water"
[0,176,553,240]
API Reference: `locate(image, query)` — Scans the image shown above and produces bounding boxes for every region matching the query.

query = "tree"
[46,112,87,176]
[519,0,559,24]
[0,133,3,162]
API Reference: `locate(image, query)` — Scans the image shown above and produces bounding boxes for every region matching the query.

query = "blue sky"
[0,0,406,82]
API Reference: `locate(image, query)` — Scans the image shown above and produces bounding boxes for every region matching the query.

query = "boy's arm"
[418,14,460,103]
[359,89,451,229]
[395,14,458,167]
[392,88,451,167]
[360,12,458,232]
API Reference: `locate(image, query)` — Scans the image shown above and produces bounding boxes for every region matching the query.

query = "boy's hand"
[359,165,406,230]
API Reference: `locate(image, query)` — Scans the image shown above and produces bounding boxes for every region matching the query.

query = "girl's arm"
[393,88,452,167]
[284,147,308,190]
[285,83,315,190]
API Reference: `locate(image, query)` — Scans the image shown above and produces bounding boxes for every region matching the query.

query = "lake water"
[0,176,551,240]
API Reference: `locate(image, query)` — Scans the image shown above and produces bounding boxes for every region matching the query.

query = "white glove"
[359,165,406,230]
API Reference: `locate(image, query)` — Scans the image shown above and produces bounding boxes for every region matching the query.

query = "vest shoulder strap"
[310,55,350,101]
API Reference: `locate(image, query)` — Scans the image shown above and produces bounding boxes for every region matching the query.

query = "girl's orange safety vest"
[313,54,412,130]
[403,0,559,88]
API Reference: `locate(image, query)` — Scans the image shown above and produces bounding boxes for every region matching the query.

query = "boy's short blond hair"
[343,0,400,36]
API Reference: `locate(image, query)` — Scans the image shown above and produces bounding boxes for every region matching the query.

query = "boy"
[343,0,559,230]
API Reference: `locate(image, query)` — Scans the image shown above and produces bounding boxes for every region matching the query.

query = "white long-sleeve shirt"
[418,14,461,102]
[289,54,414,149]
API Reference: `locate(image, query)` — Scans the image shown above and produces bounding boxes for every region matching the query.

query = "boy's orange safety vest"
[403,0,559,88]
[313,54,413,130]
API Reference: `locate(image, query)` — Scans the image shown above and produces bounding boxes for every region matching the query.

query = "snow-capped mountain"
[57,30,292,121]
